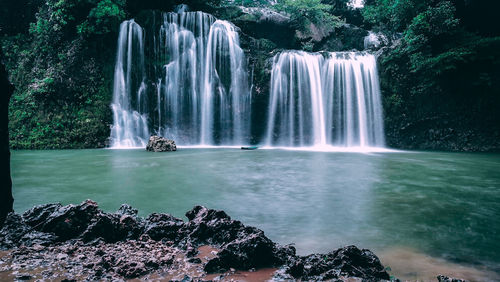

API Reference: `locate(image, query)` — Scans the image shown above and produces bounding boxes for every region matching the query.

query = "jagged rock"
[23,200,99,241]
[185,206,293,273]
[0,201,391,281]
[116,261,148,278]
[143,213,184,241]
[0,213,58,249]
[239,6,290,25]
[0,213,32,249]
[20,201,143,244]
[116,204,139,217]
[217,6,295,49]
[283,245,390,280]
[204,231,281,273]
[15,273,32,280]
[437,275,468,282]
[146,136,177,152]
[80,212,143,243]
[184,206,244,245]
[22,203,63,227]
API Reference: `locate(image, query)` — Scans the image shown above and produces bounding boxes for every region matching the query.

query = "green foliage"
[378,1,464,96]
[78,0,126,35]
[275,0,341,34]
[364,0,500,148]
[2,0,124,149]
[363,0,433,32]
[402,1,458,53]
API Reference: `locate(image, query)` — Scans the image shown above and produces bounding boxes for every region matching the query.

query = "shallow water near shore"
[11,148,500,280]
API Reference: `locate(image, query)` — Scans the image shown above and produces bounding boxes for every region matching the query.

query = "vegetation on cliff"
[363,0,500,150]
[1,0,129,148]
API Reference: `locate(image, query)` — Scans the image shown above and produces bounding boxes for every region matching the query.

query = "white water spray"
[265,51,385,148]
[110,20,150,148]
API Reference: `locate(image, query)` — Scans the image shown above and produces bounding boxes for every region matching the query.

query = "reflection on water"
[11,149,500,280]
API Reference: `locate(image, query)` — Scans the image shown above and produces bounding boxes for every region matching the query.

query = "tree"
[364,0,500,149]
[276,0,342,35]
[362,0,433,32]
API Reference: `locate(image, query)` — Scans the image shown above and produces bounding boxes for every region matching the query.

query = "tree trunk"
[0,50,13,225]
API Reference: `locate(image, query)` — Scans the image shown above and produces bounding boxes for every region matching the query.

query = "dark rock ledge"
[0,200,456,281]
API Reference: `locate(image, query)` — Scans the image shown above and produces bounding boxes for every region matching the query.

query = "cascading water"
[110,10,251,147]
[201,20,251,145]
[110,20,150,148]
[110,9,386,150]
[265,51,385,148]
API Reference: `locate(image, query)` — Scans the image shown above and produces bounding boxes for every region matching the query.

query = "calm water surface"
[11,149,500,280]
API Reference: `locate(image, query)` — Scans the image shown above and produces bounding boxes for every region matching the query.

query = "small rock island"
[146,136,177,152]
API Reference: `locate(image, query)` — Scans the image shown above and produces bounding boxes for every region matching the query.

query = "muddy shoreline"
[0,200,466,281]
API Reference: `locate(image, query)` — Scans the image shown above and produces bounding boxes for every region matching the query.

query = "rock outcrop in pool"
[146,136,177,152]
[0,200,391,280]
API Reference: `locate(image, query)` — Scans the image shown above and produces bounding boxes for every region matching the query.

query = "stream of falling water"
[110,10,251,147]
[264,51,385,148]
[110,11,385,150]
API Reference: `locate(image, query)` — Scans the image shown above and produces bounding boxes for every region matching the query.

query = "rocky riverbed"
[0,200,466,281]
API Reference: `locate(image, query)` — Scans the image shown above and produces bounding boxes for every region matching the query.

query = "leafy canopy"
[275,0,342,34]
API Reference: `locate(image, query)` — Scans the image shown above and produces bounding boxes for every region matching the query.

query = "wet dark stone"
[143,213,184,241]
[116,261,148,278]
[0,201,392,281]
[0,213,31,249]
[146,136,176,152]
[23,203,63,227]
[204,231,279,272]
[116,204,139,217]
[185,206,293,273]
[19,229,58,247]
[284,245,390,280]
[437,275,467,282]
[188,257,202,264]
[184,206,243,245]
[15,273,32,280]
[81,212,143,243]
[0,213,57,249]
[23,200,99,241]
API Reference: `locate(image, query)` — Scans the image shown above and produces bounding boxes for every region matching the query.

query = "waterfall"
[110,20,150,148]
[110,11,251,147]
[265,51,385,148]
[201,20,251,145]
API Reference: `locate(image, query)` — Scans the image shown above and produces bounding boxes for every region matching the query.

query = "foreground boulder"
[0,213,57,249]
[146,136,176,152]
[0,200,392,280]
[282,245,390,280]
[183,205,294,272]
[23,200,99,241]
